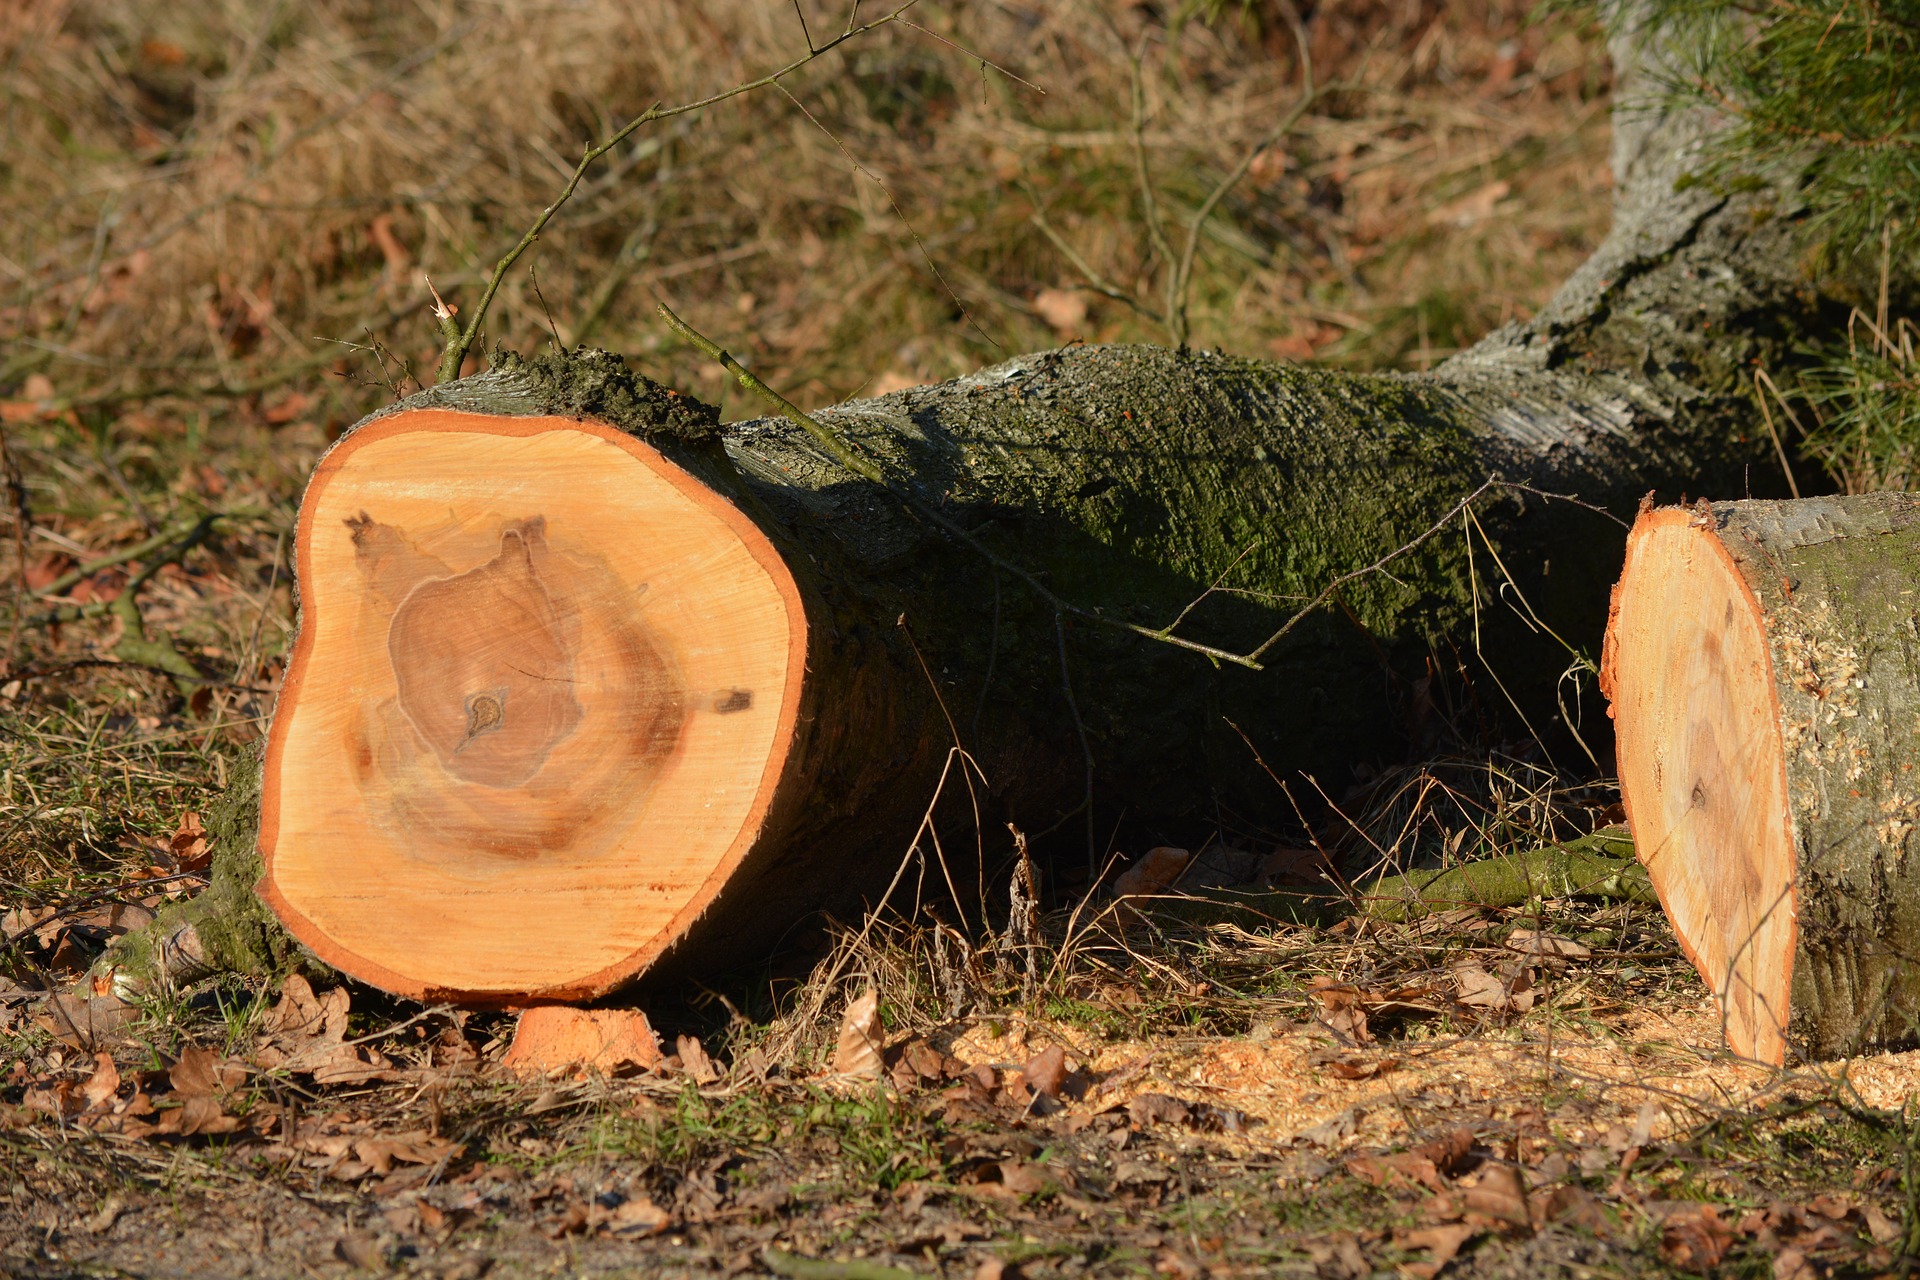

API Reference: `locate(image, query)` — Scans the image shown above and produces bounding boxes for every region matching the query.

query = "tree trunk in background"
[1605,496,1920,1066]
[143,9,1828,1001]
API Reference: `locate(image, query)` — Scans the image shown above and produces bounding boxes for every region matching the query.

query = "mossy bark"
[107,748,324,987]
[1698,496,1920,1059]
[1143,829,1647,930]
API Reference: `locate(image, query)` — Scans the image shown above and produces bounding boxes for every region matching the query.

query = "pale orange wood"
[1603,508,1796,1064]
[259,410,808,1002]
[500,1007,663,1078]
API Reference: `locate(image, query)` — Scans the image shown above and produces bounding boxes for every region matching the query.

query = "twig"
[1169,2,1321,348]
[1127,51,1181,343]
[1025,200,1156,317]
[31,514,229,689]
[657,305,884,483]
[435,3,919,384]
[896,17,1046,94]
[31,514,240,600]
[0,872,208,961]
[770,80,998,352]
[1753,367,1804,498]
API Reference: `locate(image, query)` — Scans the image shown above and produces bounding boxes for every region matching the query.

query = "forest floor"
[4,0,1909,1275]
[7,863,1920,1280]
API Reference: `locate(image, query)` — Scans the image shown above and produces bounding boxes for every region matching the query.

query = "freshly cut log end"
[260,409,806,1002]
[1602,505,1796,1064]
[1603,495,1920,1065]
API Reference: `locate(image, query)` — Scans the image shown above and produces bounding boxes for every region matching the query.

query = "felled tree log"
[1603,496,1920,1065]
[154,10,1826,1005]
[257,349,1645,1003]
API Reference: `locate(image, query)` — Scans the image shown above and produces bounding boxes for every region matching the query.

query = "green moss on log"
[1137,829,1648,930]
[110,750,318,985]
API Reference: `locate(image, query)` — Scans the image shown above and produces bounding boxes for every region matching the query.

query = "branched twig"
[31,513,238,690]
[30,514,239,600]
[435,3,919,384]
[1025,199,1156,318]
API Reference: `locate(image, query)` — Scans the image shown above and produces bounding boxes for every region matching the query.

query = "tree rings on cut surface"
[261,411,806,1001]
[1604,495,1920,1065]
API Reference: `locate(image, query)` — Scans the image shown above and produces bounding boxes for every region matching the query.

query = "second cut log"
[1603,494,1920,1064]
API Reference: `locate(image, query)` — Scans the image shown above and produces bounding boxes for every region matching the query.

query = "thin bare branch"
[435,2,919,384]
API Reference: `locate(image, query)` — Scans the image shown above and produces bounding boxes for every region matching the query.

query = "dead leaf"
[1772,1246,1815,1280]
[1297,1106,1363,1149]
[1320,1053,1398,1080]
[1347,1151,1447,1193]
[169,1046,245,1097]
[261,390,312,425]
[1659,1203,1734,1271]
[353,1131,463,1176]
[1260,845,1335,889]
[84,1196,126,1235]
[168,812,211,872]
[995,1160,1052,1198]
[1427,180,1512,228]
[1395,1222,1479,1279]
[335,1230,386,1271]
[1804,1191,1854,1220]
[23,1080,79,1118]
[432,1025,481,1070]
[1460,1165,1531,1232]
[1505,929,1591,962]
[1303,1232,1369,1280]
[1309,977,1372,1046]
[1541,1185,1612,1234]
[604,1194,670,1237]
[832,988,884,1080]
[1016,1045,1067,1100]
[308,1043,398,1086]
[1451,962,1535,1014]
[676,1034,720,1084]
[1113,847,1192,899]
[1417,1128,1477,1177]
[889,1038,946,1091]
[79,1052,120,1112]
[36,992,138,1051]
[1126,1093,1192,1129]
[1031,288,1088,335]
[1451,963,1507,1009]
[157,1093,241,1136]
[262,974,348,1042]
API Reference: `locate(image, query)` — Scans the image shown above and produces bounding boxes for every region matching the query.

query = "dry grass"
[3,0,1612,427]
